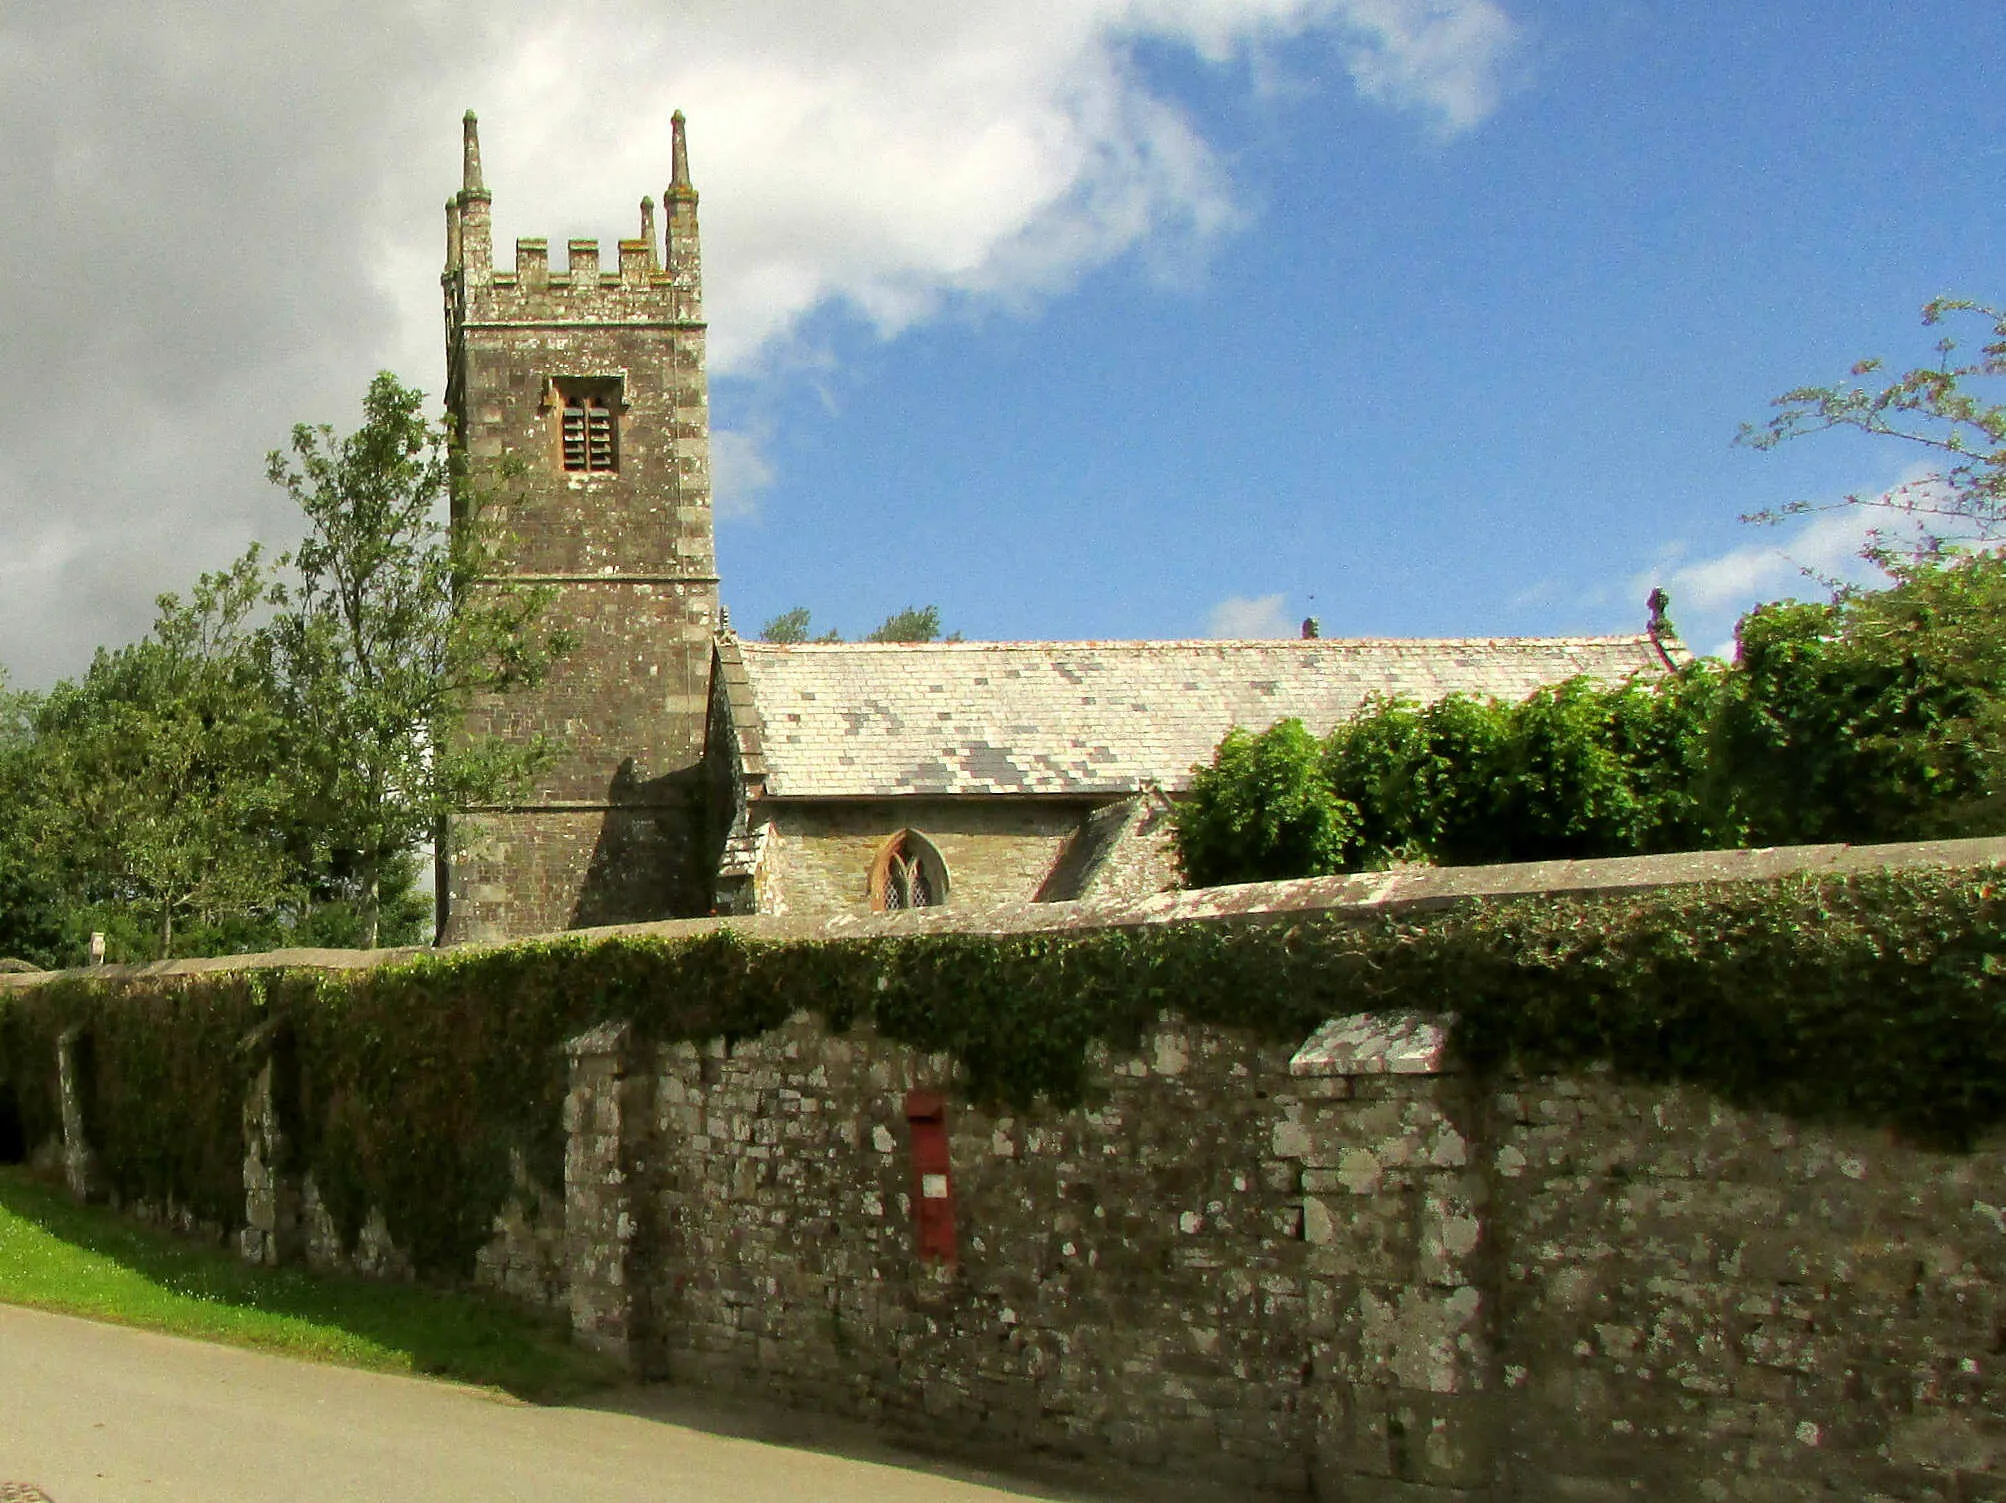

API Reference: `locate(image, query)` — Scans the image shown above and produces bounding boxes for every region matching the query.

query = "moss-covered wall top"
[2,839,2001,1280]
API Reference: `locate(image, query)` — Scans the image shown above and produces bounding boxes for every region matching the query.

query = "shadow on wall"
[0,1082,23,1165]
[571,760,708,928]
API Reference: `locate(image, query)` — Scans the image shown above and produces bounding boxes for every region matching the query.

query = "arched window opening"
[871,830,950,912]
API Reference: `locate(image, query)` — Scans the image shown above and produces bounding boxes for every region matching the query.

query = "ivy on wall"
[1,865,2000,1279]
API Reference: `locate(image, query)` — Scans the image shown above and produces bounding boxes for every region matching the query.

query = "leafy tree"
[1713,551,2006,845]
[21,555,295,959]
[759,607,841,644]
[1318,696,1436,868]
[0,670,66,967]
[1602,663,1740,851]
[1175,561,2005,888]
[264,372,566,947]
[1172,719,1355,886]
[757,603,961,644]
[864,604,953,643]
[1739,298,2006,549]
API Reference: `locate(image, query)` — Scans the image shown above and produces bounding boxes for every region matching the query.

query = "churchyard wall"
[5,836,2006,1499]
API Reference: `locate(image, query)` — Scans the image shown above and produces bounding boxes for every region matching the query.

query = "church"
[436,114,1673,943]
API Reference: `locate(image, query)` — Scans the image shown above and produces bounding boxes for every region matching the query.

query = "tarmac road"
[0,1305,1104,1503]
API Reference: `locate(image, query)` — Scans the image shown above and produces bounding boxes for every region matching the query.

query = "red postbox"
[904,1089,956,1264]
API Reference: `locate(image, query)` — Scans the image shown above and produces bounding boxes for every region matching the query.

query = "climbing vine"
[1,864,2000,1278]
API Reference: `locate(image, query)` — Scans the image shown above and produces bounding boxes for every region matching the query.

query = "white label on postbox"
[921,1173,950,1199]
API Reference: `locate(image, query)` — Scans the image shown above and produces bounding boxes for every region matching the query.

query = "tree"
[264,372,566,947]
[757,604,960,644]
[22,554,296,959]
[1739,298,2006,550]
[864,604,960,643]
[1173,562,2006,889]
[0,670,67,967]
[1712,551,2006,845]
[759,607,841,644]
[1172,719,1355,887]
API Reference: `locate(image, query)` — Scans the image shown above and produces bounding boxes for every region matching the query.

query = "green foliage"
[1439,870,2006,1150]
[1740,297,2006,549]
[864,604,959,643]
[16,555,296,959]
[1174,720,1355,884]
[0,673,66,968]
[1178,559,2004,888]
[266,371,568,947]
[757,607,841,644]
[1184,668,1740,888]
[0,373,555,960]
[1716,551,2006,844]
[759,604,961,644]
[1,867,2001,1289]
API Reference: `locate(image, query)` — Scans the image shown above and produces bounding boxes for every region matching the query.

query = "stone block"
[1291,1014,1454,1078]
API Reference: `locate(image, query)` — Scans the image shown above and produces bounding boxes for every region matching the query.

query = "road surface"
[0,1305,1107,1503]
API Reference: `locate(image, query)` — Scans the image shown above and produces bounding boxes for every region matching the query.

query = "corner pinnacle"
[668,110,695,201]
[461,110,487,198]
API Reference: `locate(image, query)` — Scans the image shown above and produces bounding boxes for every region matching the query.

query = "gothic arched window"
[870,830,949,911]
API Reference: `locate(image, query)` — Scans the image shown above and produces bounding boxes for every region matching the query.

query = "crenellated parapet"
[443,110,703,327]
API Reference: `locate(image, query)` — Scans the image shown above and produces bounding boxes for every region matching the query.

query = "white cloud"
[1334,0,1520,130]
[710,429,777,523]
[1208,591,1294,636]
[448,0,1519,374]
[0,0,1521,686]
[1636,467,1945,659]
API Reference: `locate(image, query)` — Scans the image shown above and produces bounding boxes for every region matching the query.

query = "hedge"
[2,865,2001,1279]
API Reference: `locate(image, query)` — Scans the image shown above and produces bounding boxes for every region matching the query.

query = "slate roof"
[725,635,1673,800]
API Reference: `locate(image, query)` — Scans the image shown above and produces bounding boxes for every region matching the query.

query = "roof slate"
[731,636,1671,799]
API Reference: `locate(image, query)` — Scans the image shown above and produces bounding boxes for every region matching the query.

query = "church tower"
[439,111,717,942]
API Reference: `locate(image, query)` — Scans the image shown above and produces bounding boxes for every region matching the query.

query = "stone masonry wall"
[553,1010,2006,1500]
[760,799,1094,917]
[1490,1070,2006,1500]
[440,113,716,944]
[25,987,2006,1498]
[649,1007,1315,1492]
[18,838,2006,1498]
[640,1011,1315,1491]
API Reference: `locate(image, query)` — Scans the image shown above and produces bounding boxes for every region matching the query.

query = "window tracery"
[871,830,949,911]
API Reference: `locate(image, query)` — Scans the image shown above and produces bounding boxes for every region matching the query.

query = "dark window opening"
[561,394,617,473]
[550,377,622,474]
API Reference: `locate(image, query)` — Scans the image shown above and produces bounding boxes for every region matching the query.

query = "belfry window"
[562,394,616,472]
[551,378,622,473]
[871,830,950,912]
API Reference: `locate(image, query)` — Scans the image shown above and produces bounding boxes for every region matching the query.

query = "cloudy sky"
[1,1,2001,687]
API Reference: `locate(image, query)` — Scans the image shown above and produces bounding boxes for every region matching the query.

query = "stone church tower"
[439,112,717,943]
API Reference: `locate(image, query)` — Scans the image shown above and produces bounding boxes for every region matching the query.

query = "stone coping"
[1290,1013,1454,1077]
[4,834,2002,992]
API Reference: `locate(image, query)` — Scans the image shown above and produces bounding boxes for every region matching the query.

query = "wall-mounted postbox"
[904,1089,956,1264]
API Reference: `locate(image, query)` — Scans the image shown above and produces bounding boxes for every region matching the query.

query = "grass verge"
[0,1166,619,1402]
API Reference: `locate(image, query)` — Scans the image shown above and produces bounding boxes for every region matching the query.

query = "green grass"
[0,1166,621,1402]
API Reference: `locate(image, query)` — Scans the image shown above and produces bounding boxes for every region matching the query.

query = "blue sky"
[1,1,2001,684]
[711,5,2005,657]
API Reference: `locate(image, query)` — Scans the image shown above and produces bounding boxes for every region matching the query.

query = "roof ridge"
[733,633,1661,651]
